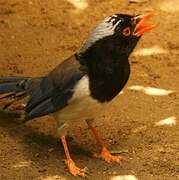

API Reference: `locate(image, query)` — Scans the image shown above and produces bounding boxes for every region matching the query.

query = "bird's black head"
[77,13,157,63]
[75,13,157,102]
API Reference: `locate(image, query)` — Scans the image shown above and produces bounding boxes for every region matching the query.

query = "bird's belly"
[54,96,107,123]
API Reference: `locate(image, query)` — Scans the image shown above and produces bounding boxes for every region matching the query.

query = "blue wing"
[26,55,86,119]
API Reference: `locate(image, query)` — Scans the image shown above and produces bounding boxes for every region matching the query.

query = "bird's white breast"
[54,76,108,123]
[69,75,90,102]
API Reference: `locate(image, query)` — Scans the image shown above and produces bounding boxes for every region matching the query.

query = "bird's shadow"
[0,110,91,164]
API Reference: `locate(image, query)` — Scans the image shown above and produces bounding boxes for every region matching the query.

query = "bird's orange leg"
[60,135,87,177]
[87,121,124,163]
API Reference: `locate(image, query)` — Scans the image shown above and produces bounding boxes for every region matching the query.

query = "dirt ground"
[0,0,179,179]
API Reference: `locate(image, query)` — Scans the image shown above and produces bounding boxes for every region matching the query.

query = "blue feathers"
[80,14,122,53]
[25,55,85,119]
[0,56,86,120]
[0,77,30,93]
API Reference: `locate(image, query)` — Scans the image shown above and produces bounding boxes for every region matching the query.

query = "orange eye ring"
[122,27,131,36]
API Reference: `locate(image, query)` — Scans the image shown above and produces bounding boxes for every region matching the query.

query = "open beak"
[133,13,158,37]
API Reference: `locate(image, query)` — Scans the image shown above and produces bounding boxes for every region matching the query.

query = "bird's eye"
[122,27,131,36]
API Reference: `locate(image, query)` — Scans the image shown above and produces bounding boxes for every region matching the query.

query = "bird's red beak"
[133,13,158,37]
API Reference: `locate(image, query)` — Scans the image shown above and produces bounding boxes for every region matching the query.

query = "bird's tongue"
[133,13,158,36]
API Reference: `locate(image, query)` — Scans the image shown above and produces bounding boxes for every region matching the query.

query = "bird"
[0,12,157,177]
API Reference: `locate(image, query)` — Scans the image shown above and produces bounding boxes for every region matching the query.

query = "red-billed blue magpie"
[0,13,157,177]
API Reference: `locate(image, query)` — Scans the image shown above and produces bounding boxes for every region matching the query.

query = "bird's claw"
[93,147,125,163]
[65,159,88,177]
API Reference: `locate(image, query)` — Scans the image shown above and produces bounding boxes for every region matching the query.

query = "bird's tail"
[0,76,39,110]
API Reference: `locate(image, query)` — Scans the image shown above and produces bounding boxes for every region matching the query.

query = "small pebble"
[38,168,47,173]
[48,148,54,152]
[11,35,15,39]
[35,153,40,157]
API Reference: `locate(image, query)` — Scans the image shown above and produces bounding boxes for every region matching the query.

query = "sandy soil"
[0,0,179,179]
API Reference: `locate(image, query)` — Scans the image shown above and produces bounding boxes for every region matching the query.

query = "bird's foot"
[65,159,87,177]
[93,147,125,163]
